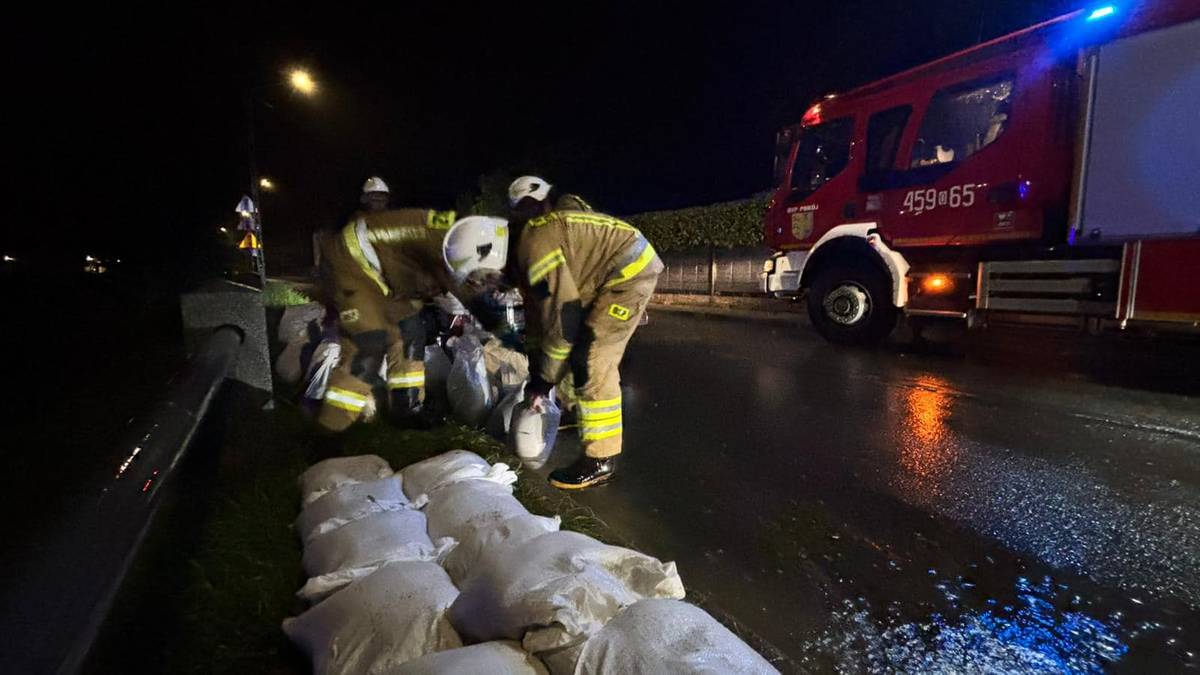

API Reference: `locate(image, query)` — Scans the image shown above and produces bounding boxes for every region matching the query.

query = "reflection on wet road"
[547,309,1200,673]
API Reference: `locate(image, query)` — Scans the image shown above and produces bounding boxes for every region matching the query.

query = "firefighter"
[507,175,593,223]
[491,183,662,489]
[360,176,391,213]
[505,176,593,412]
[316,208,503,433]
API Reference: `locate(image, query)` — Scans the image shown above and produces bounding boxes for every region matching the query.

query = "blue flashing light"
[1086,5,1117,21]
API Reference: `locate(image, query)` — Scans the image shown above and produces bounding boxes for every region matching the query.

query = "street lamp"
[288,68,318,96]
[243,66,319,289]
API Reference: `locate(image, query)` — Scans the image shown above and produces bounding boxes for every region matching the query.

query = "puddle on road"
[801,576,1141,673]
[763,493,1198,673]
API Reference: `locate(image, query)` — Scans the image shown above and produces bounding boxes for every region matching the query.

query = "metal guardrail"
[0,326,244,674]
[655,247,770,296]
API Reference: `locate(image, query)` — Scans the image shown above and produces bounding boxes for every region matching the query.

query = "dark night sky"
[6,0,1078,271]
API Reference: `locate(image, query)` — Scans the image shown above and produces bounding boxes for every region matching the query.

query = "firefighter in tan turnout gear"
[316,204,503,433]
[507,175,662,489]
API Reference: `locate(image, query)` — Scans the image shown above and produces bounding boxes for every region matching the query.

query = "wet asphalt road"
[542,308,1200,673]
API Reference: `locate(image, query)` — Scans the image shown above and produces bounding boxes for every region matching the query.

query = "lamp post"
[243,67,318,289]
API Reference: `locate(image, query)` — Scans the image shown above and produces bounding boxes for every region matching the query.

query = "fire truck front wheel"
[807,261,897,345]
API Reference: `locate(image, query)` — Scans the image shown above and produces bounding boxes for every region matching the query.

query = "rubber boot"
[548,455,619,490]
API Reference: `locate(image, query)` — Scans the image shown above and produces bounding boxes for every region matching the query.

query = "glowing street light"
[259,177,276,191]
[219,226,229,233]
[2,255,15,262]
[288,68,317,96]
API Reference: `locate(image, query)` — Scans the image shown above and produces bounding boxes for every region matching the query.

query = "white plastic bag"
[449,531,686,656]
[400,450,517,501]
[576,599,779,674]
[386,640,548,675]
[442,513,561,587]
[295,476,410,543]
[299,455,393,506]
[423,479,547,542]
[302,508,437,578]
[303,339,342,401]
[447,334,493,427]
[508,397,561,469]
[283,561,463,675]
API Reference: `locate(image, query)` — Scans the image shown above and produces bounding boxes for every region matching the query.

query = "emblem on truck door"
[790,206,816,240]
[791,211,814,239]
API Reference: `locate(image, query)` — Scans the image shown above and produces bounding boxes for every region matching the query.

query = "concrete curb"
[650,301,807,324]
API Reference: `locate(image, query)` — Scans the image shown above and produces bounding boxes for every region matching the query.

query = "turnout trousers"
[568,273,659,458]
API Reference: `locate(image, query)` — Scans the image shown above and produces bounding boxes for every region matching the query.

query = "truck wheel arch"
[798,223,910,308]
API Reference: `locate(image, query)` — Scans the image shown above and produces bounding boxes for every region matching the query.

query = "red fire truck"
[761,2,1200,345]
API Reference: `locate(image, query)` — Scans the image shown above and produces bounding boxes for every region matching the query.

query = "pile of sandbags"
[283,451,777,674]
[435,328,531,430]
[293,456,454,604]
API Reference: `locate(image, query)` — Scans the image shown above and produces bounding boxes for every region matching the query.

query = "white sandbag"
[423,479,540,542]
[447,334,493,427]
[483,340,530,397]
[442,513,561,587]
[283,561,463,675]
[400,450,517,501]
[302,509,436,578]
[449,531,686,656]
[299,454,393,506]
[386,641,548,675]
[295,476,410,543]
[276,339,307,384]
[277,302,326,343]
[576,599,779,674]
[508,397,561,470]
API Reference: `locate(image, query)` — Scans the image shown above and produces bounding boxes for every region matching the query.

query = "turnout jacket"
[516,210,662,384]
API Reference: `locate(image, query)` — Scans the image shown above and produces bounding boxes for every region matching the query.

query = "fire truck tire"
[807,261,897,345]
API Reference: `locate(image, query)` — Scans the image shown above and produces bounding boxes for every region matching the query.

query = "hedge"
[625,196,769,252]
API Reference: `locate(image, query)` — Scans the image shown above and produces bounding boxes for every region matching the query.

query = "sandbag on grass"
[449,531,685,659]
[295,476,411,543]
[300,455,393,506]
[423,479,544,542]
[387,640,548,675]
[576,599,779,674]
[400,450,516,501]
[283,561,462,674]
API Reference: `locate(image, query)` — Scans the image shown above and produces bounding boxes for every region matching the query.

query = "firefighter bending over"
[316,206,506,432]
[461,175,661,490]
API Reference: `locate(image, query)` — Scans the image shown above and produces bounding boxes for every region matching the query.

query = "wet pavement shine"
[540,308,1200,673]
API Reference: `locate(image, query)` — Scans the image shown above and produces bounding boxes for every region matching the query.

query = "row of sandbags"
[282,451,779,674]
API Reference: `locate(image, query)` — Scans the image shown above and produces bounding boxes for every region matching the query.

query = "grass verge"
[87,389,607,674]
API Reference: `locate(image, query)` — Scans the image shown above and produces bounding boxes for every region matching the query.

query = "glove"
[524,375,553,411]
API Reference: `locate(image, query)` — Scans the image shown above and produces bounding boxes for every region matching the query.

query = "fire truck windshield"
[790,116,853,198]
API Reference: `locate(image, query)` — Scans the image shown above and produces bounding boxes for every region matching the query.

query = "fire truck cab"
[762,2,1200,345]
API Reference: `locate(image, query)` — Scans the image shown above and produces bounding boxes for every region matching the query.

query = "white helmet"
[362,176,390,194]
[507,175,552,206]
[443,216,509,281]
